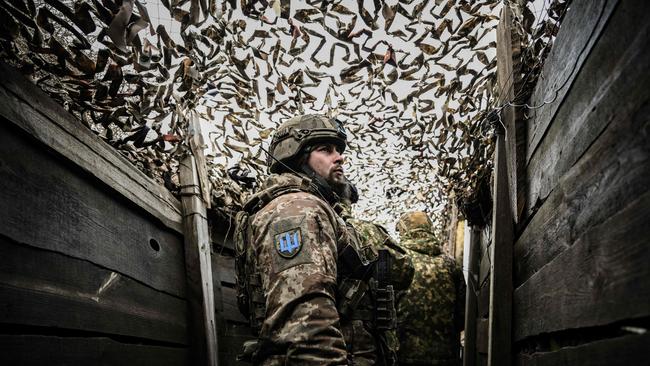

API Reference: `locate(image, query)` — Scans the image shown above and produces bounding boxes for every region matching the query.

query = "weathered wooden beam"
[496,3,525,224]
[524,0,647,222]
[0,62,183,234]
[188,110,212,209]
[463,228,480,366]
[487,125,514,366]
[525,0,619,166]
[0,122,186,297]
[514,0,650,286]
[0,236,188,345]
[514,190,650,341]
[180,152,219,365]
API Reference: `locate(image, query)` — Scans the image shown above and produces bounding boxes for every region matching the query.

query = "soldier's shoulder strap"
[242,176,313,215]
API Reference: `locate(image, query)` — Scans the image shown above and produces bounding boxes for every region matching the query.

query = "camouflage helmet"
[267,114,347,173]
[396,211,433,233]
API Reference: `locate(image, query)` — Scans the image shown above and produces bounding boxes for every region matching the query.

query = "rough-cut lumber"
[179,154,219,366]
[514,57,650,287]
[188,110,212,208]
[0,62,183,233]
[463,228,480,366]
[487,129,514,366]
[0,237,188,345]
[524,0,619,165]
[0,122,186,297]
[524,0,650,221]
[516,333,647,366]
[0,335,188,366]
[497,3,525,223]
[514,189,650,341]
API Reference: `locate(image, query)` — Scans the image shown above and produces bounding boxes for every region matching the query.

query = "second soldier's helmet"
[267,114,347,173]
[396,211,433,233]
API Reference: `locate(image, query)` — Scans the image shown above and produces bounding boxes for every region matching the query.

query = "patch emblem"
[275,228,303,258]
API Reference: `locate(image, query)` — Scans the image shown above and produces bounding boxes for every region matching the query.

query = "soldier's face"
[307,143,346,185]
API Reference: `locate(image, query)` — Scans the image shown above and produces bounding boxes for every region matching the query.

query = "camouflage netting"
[0,0,570,236]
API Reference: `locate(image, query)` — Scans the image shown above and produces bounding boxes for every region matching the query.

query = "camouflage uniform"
[235,115,391,365]
[241,173,349,365]
[396,212,466,366]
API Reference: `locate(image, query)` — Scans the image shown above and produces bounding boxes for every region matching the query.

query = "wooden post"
[487,123,514,366]
[497,3,525,223]
[463,227,480,366]
[180,114,219,366]
[484,6,519,364]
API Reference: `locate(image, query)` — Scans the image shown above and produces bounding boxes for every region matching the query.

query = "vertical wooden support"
[487,125,514,366]
[180,118,219,365]
[497,3,525,223]
[485,6,518,363]
[463,227,480,366]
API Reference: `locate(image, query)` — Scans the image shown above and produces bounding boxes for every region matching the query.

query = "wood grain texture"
[0,62,182,234]
[463,229,480,366]
[0,122,187,297]
[514,65,650,287]
[0,237,188,344]
[0,335,188,366]
[179,154,219,365]
[488,132,514,366]
[514,190,650,341]
[497,4,525,223]
[524,0,619,164]
[516,333,647,366]
[524,0,650,221]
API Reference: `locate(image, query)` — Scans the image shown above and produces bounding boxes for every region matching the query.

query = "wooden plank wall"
[0,66,190,364]
[512,0,649,364]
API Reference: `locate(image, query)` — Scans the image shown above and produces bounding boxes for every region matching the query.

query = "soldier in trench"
[234,114,403,365]
[395,211,466,366]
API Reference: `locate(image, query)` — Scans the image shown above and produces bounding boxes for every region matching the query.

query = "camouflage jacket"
[244,172,403,365]
[397,229,466,365]
[244,173,349,365]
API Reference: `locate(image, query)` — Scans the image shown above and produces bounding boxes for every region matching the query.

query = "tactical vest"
[233,178,397,365]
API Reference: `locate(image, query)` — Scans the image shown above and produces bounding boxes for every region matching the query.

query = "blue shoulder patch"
[275,228,303,258]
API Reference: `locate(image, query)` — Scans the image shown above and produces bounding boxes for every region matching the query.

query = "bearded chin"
[327,172,346,189]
